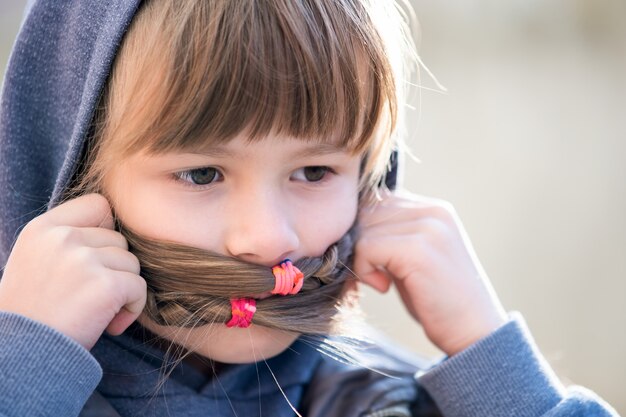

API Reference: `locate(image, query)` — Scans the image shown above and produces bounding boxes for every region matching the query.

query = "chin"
[138,315,300,364]
[207,326,301,363]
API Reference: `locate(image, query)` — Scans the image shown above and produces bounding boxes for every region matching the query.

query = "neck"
[126,322,226,378]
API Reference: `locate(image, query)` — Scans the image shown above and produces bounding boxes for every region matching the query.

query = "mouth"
[250,291,273,300]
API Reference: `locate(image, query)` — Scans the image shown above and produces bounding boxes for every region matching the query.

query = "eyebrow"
[290,142,347,158]
[188,147,234,158]
[189,142,347,159]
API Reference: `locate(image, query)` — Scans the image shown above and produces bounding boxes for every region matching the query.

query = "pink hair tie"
[271,259,304,295]
[226,298,257,328]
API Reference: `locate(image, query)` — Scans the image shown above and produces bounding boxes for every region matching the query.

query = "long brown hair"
[121,222,357,334]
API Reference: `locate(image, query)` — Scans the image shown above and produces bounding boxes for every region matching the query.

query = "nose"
[223,189,299,267]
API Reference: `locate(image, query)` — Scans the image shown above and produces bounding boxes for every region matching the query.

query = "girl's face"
[104,133,362,363]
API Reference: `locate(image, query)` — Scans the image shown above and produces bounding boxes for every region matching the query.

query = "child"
[0,1,618,416]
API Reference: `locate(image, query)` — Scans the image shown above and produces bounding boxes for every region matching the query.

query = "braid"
[121,224,356,334]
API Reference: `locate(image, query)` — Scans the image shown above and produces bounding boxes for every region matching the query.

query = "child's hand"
[0,194,146,350]
[354,190,508,356]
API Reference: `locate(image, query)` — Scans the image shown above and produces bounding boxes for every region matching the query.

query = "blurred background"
[2,0,624,413]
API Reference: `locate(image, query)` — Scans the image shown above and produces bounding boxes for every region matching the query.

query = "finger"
[359,208,420,229]
[45,194,114,229]
[106,307,140,336]
[357,217,444,240]
[358,268,392,293]
[78,227,128,250]
[359,193,454,226]
[110,270,147,322]
[353,234,429,283]
[359,202,437,227]
[95,246,141,275]
[391,190,451,206]
[361,190,443,211]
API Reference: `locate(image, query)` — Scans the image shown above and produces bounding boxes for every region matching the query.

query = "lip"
[251,291,273,300]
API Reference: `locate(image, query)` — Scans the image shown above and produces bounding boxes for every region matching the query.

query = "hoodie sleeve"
[416,312,619,417]
[0,312,102,417]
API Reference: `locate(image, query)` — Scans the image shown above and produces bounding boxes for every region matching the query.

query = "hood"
[0,0,142,267]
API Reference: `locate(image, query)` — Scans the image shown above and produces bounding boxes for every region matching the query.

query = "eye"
[292,166,334,182]
[175,167,222,186]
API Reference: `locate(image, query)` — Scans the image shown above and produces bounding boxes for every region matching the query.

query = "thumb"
[353,235,396,293]
[106,307,140,336]
[105,271,147,335]
[358,268,393,293]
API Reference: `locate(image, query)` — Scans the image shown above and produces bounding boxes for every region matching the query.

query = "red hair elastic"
[271,259,304,295]
[226,298,257,328]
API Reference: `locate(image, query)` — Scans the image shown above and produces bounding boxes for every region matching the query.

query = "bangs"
[105,0,398,158]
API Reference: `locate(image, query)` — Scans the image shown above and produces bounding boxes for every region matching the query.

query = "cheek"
[299,184,359,257]
[104,164,217,246]
[106,176,172,238]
